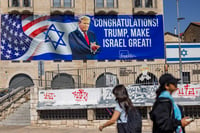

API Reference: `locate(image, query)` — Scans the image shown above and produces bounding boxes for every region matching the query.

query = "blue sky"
[163,0,200,33]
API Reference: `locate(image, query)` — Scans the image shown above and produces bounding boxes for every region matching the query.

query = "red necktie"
[84,32,90,45]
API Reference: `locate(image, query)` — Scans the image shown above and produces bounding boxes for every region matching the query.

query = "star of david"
[44,24,66,50]
[181,49,188,57]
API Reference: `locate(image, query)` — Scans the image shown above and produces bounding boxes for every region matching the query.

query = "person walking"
[99,84,141,133]
[150,73,192,133]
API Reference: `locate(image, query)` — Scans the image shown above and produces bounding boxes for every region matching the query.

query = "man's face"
[79,19,90,32]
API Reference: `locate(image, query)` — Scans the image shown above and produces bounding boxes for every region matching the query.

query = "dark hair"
[112,84,134,115]
[156,73,179,99]
[156,84,168,99]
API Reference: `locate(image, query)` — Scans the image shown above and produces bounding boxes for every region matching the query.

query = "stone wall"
[30,87,200,132]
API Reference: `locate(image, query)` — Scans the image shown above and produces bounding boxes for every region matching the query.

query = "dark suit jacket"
[68,29,98,60]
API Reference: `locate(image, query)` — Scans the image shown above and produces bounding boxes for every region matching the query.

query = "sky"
[163,0,200,34]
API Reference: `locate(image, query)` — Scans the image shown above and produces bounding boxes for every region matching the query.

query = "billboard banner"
[0,14,164,60]
[166,43,200,63]
[38,84,200,109]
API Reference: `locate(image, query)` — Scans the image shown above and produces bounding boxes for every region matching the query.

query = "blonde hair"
[79,16,90,22]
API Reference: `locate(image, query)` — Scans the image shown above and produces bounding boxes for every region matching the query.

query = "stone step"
[0,101,30,126]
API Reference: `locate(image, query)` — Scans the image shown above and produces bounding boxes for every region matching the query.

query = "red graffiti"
[44,92,56,100]
[72,89,88,102]
[177,84,199,97]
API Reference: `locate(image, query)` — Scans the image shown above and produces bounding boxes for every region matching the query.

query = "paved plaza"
[0,126,199,133]
[0,126,116,133]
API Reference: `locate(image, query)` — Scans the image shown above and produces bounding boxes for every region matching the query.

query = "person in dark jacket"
[150,73,191,133]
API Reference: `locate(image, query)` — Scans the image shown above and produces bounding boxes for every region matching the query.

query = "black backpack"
[126,108,142,133]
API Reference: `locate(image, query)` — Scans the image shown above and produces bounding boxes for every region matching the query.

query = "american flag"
[0,14,74,60]
[21,15,50,38]
[1,14,32,60]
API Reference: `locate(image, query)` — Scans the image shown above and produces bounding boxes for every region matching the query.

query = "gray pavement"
[0,126,150,133]
[0,126,115,133]
[0,126,199,133]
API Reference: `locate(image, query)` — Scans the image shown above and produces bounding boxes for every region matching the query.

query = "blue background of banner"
[90,15,164,60]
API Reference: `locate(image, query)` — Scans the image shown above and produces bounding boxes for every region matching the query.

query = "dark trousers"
[117,123,128,133]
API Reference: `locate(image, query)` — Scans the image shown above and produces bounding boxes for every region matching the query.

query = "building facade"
[0,0,200,132]
[0,0,165,90]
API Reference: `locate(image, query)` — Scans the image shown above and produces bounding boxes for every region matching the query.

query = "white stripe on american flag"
[21,15,50,37]
[23,21,49,36]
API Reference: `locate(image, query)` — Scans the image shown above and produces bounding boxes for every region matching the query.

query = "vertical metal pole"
[197,64,199,83]
[77,69,80,88]
[45,71,47,89]
[57,64,60,74]
[176,0,183,84]
[39,61,43,86]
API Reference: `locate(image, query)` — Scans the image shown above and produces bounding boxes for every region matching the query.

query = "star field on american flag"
[1,14,31,60]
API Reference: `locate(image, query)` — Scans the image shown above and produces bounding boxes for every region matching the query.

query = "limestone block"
[87,109,94,121]
[61,120,67,125]
[78,120,88,125]
[49,120,62,125]
[66,120,74,127]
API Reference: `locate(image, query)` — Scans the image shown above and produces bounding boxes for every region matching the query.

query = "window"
[96,0,104,8]
[23,0,30,7]
[64,0,71,7]
[107,0,114,8]
[182,72,190,84]
[145,0,153,8]
[11,60,20,63]
[147,59,154,62]
[12,0,19,7]
[53,0,61,7]
[136,59,144,62]
[53,60,62,62]
[22,60,31,63]
[135,0,142,8]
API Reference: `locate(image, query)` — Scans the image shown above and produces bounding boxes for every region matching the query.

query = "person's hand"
[181,117,191,127]
[99,125,104,131]
[90,42,100,54]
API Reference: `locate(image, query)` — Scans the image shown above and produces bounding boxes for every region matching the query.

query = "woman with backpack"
[99,84,141,133]
[149,73,192,133]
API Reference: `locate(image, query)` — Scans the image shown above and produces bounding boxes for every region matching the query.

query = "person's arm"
[99,110,120,131]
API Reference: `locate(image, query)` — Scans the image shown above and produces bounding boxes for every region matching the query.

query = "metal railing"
[0,86,30,115]
[38,63,200,120]
[44,63,200,89]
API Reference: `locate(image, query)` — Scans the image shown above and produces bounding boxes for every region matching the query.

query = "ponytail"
[156,84,166,99]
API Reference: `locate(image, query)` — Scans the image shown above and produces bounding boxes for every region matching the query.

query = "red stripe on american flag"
[22,16,50,32]
[29,25,49,38]
[21,15,31,20]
